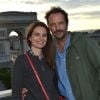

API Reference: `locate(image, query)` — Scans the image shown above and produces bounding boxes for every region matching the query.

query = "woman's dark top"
[12,51,59,100]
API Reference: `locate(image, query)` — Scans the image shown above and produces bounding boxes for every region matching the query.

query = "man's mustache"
[54,30,63,33]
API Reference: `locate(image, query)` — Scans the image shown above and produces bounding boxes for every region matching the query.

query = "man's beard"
[54,30,67,40]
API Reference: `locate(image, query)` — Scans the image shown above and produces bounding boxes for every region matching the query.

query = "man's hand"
[22,88,28,99]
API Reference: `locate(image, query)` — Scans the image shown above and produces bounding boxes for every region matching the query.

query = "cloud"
[66,5,100,20]
[0,0,100,31]
[70,11,100,19]
[20,0,44,4]
[59,0,100,9]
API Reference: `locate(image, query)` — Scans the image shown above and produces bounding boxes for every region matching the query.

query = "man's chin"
[54,34,66,40]
[55,36,63,40]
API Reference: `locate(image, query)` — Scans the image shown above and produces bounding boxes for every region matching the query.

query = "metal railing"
[0,89,12,99]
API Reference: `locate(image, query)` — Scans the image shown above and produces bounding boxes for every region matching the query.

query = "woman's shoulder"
[15,51,30,62]
[17,53,25,60]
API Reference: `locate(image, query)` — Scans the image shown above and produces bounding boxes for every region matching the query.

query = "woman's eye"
[33,32,40,36]
[43,33,47,37]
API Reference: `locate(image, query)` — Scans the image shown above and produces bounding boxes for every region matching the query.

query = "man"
[45,7,100,100]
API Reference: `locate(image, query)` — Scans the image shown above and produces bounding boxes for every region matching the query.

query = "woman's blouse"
[12,51,59,100]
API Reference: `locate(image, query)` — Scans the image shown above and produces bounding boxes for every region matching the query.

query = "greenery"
[0,68,11,89]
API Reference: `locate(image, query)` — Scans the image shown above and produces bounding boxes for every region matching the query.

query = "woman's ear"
[29,37,31,42]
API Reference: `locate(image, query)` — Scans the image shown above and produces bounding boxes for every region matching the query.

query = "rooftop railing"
[0,89,12,99]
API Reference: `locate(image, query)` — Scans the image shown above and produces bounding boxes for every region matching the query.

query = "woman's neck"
[31,47,43,59]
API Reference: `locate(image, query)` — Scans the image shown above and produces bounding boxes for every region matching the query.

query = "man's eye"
[50,24,55,27]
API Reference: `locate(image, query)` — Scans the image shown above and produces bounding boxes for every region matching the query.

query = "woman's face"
[29,26,47,49]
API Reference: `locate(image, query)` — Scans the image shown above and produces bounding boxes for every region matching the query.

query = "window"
[0,29,7,39]
[0,42,5,56]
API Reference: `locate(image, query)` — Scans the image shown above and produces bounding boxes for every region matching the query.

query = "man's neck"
[56,33,69,52]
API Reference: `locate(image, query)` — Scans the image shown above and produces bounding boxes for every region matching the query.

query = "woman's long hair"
[27,21,56,69]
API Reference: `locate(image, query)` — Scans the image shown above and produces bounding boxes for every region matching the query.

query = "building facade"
[0,11,37,63]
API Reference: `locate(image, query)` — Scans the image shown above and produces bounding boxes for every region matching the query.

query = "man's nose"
[55,24,60,30]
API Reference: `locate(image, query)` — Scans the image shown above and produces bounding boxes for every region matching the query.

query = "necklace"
[30,49,43,60]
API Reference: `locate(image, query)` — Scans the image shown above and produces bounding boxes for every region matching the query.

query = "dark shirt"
[12,51,59,100]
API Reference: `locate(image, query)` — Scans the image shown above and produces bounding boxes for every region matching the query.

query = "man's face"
[48,12,68,39]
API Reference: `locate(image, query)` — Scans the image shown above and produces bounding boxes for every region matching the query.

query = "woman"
[12,21,59,100]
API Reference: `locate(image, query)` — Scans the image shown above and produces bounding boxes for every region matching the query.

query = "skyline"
[0,0,100,31]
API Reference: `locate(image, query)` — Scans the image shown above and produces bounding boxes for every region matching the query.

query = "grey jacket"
[66,33,100,100]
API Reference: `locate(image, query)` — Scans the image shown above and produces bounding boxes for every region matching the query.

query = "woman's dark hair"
[27,21,56,69]
[45,7,68,25]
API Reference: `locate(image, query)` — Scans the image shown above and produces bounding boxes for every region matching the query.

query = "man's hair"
[45,7,68,24]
